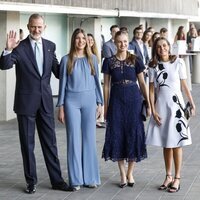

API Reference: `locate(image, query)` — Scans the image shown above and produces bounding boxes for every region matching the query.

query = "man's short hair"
[28,13,44,24]
[110,25,119,32]
[160,27,168,33]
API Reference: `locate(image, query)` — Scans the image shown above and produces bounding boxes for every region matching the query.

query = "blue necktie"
[34,42,43,76]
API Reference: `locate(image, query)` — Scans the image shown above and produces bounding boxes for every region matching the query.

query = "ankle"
[166,174,173,180]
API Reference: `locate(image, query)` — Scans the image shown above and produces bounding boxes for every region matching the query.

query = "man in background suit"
[102,25,120,58]
[129,26,149,80]
[0,13,72,194]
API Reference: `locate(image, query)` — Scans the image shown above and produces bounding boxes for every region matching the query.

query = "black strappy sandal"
[168,177,180,193]
[158,175,173,190]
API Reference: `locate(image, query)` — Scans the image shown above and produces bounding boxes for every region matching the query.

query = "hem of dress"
[146,142,192,148]
[102,155,147,163]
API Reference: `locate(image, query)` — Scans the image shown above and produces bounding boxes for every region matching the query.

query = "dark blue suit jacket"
[102,39,117,58]
[0,36,59,115]
[129,39,149,65]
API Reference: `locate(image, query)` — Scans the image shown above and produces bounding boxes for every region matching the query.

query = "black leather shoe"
[25,184,36,194]
[52,182,74,192]
[128,182,135,187]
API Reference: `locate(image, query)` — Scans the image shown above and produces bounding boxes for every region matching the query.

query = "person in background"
[100,25,105,60]
[19,28,24,40]
[151,32,160,46]
[147,26,155,34]
[174,26,186,43]
[57,28,103,191]
[146,37,196,193]
[102,30,150,188]
[120,26,129,33]
[87,33,105,128]
[187,26,198,50]
[0,13,72,194]
[186,23,197,44]
[151,32,160,49]
[142,29,153,59]
[160,27,168,39]
[87,33,100,63]
[102,25,120,58]
[129,26,150,81]
[186,25,198,73]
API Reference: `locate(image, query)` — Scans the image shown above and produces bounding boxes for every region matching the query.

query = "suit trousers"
[64,90,101,186]
[17,103,64,185]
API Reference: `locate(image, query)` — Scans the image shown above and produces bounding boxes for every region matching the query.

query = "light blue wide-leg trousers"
[64,90,100,186]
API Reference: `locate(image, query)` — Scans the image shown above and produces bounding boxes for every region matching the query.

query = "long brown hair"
[114,30,137,65]
[67,28,95,75]
[87,33,100,63]
[176,26,186,40]
[149,37,176,68]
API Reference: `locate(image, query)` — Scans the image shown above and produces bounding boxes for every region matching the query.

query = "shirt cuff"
[3,49,12,56]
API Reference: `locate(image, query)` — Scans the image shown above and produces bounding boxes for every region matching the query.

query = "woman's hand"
[153,112,162,126]
[190,106,196,117]
[58,106,65,124]
[96,104,103,119]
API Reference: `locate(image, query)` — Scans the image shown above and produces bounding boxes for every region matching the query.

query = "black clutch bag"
[184,102,192,120]
[141,100,147,121]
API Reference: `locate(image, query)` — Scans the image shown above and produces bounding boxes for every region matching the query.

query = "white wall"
[101,18,120,42]
[119,17,140,40]
[0,11,19,121]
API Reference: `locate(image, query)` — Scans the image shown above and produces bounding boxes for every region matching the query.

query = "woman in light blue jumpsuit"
[57,28,103,190]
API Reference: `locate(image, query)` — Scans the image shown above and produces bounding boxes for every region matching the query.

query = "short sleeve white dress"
[146,58,192,148]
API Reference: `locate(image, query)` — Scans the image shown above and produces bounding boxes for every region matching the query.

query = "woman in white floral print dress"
[146,37,196,193]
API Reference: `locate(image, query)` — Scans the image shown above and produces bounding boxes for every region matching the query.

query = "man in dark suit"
[102,25,120,58]
[129,26,149,66]
[0,13,72,194]
[129,27,150,82]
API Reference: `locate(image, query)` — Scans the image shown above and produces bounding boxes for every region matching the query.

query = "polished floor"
[0,84,200,200]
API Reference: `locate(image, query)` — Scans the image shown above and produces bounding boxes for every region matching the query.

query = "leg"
[127,161,135,186]
[81,91,100,186]
[168,147,182,193]
[173,147,182,180]
[163,148,173,176]
[159,148,173,190]
[35,108,64,185]
[17,115,37,185]
[118,160,127,188]
[64,98,82,187]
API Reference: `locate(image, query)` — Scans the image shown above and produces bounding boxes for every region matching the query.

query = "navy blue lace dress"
[102,55,147,162]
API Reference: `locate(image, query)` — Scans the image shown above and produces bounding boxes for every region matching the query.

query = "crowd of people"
[0,13,196,194]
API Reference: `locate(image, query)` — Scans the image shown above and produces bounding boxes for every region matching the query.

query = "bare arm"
[103,74,111,120]
[137,72,151,116]
[181,79,196,116]
[149,82,162,126]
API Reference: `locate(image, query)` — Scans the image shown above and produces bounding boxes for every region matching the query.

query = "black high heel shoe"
[158,175,173,190]
[127,175,135,187]
[119,182,127,188]
[127,182,135,187]
[168,177,180,193]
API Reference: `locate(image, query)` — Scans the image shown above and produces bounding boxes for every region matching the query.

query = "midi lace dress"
[102,55,147,162]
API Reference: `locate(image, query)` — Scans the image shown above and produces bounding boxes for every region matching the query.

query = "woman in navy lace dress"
[102,30,151,188]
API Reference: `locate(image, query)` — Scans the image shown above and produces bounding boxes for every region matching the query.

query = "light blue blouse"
[57,54,103,106]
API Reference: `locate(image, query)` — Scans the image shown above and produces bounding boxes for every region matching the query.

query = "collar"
[136,39,143,45]
[29,35,42,46]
